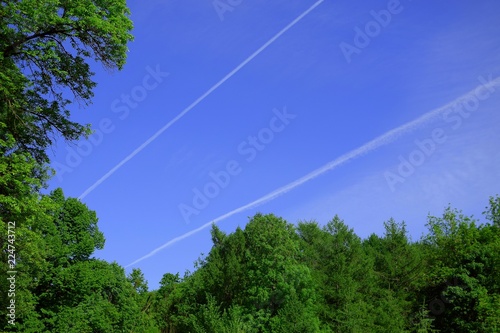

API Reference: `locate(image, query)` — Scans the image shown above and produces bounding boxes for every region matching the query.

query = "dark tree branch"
[3,27,73,57]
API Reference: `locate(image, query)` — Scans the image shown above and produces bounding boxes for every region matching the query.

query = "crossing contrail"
[125,75,500,268]
[78,0,325,200]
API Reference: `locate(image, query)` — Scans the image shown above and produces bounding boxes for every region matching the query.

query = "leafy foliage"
[0,0,133,163]
[146,202,500,333]
[0,131,157,332]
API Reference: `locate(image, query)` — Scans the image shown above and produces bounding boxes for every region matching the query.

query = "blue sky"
[47,0,500,289]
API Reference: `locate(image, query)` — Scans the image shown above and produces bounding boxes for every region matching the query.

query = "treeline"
[138,201,500,332]
[1,131,499,331]
[2,1,500,331]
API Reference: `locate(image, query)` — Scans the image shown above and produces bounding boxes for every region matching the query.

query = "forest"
[1,0,500,332]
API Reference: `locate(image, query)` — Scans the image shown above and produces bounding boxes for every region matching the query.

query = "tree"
[0,0,133,164]
[0,130,156,331]
[128,268,149,295]
[484,195,500,227]
[0,130,52,331]
[297,217,375,332]
[238,214,320,331]
[144,205,499,332]
[42,187,105,265]
[34,259,159,333]
[150,214,322,332]
[420,202,500,332]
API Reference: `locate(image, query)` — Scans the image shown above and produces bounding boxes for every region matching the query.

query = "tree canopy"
[0,0,133,164]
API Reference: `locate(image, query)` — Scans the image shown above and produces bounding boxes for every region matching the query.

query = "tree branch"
[3,27,73,58]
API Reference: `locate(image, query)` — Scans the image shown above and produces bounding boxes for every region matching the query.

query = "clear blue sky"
[47,0,500,289]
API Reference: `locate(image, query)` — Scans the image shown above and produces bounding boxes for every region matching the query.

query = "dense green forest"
[1,1,500,332]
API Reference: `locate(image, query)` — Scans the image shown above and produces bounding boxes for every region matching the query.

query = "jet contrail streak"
[125,76,500,268]
[78,0,325,200]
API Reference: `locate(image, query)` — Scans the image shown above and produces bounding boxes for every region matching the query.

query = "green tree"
[298,217,374,332]
[153,272,186,332]
[189,295,256,333]
[145,205,499,332]
[238,214,319,332]
[0,131,156,332]
[421,201,500,332]
[152,214,322,332]
[0,130,51,331]
[0,0,133,163]
[128,268,149,295]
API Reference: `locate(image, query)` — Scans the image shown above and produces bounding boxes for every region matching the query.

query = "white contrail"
[125,76,500,268]
[78,0,325,200]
